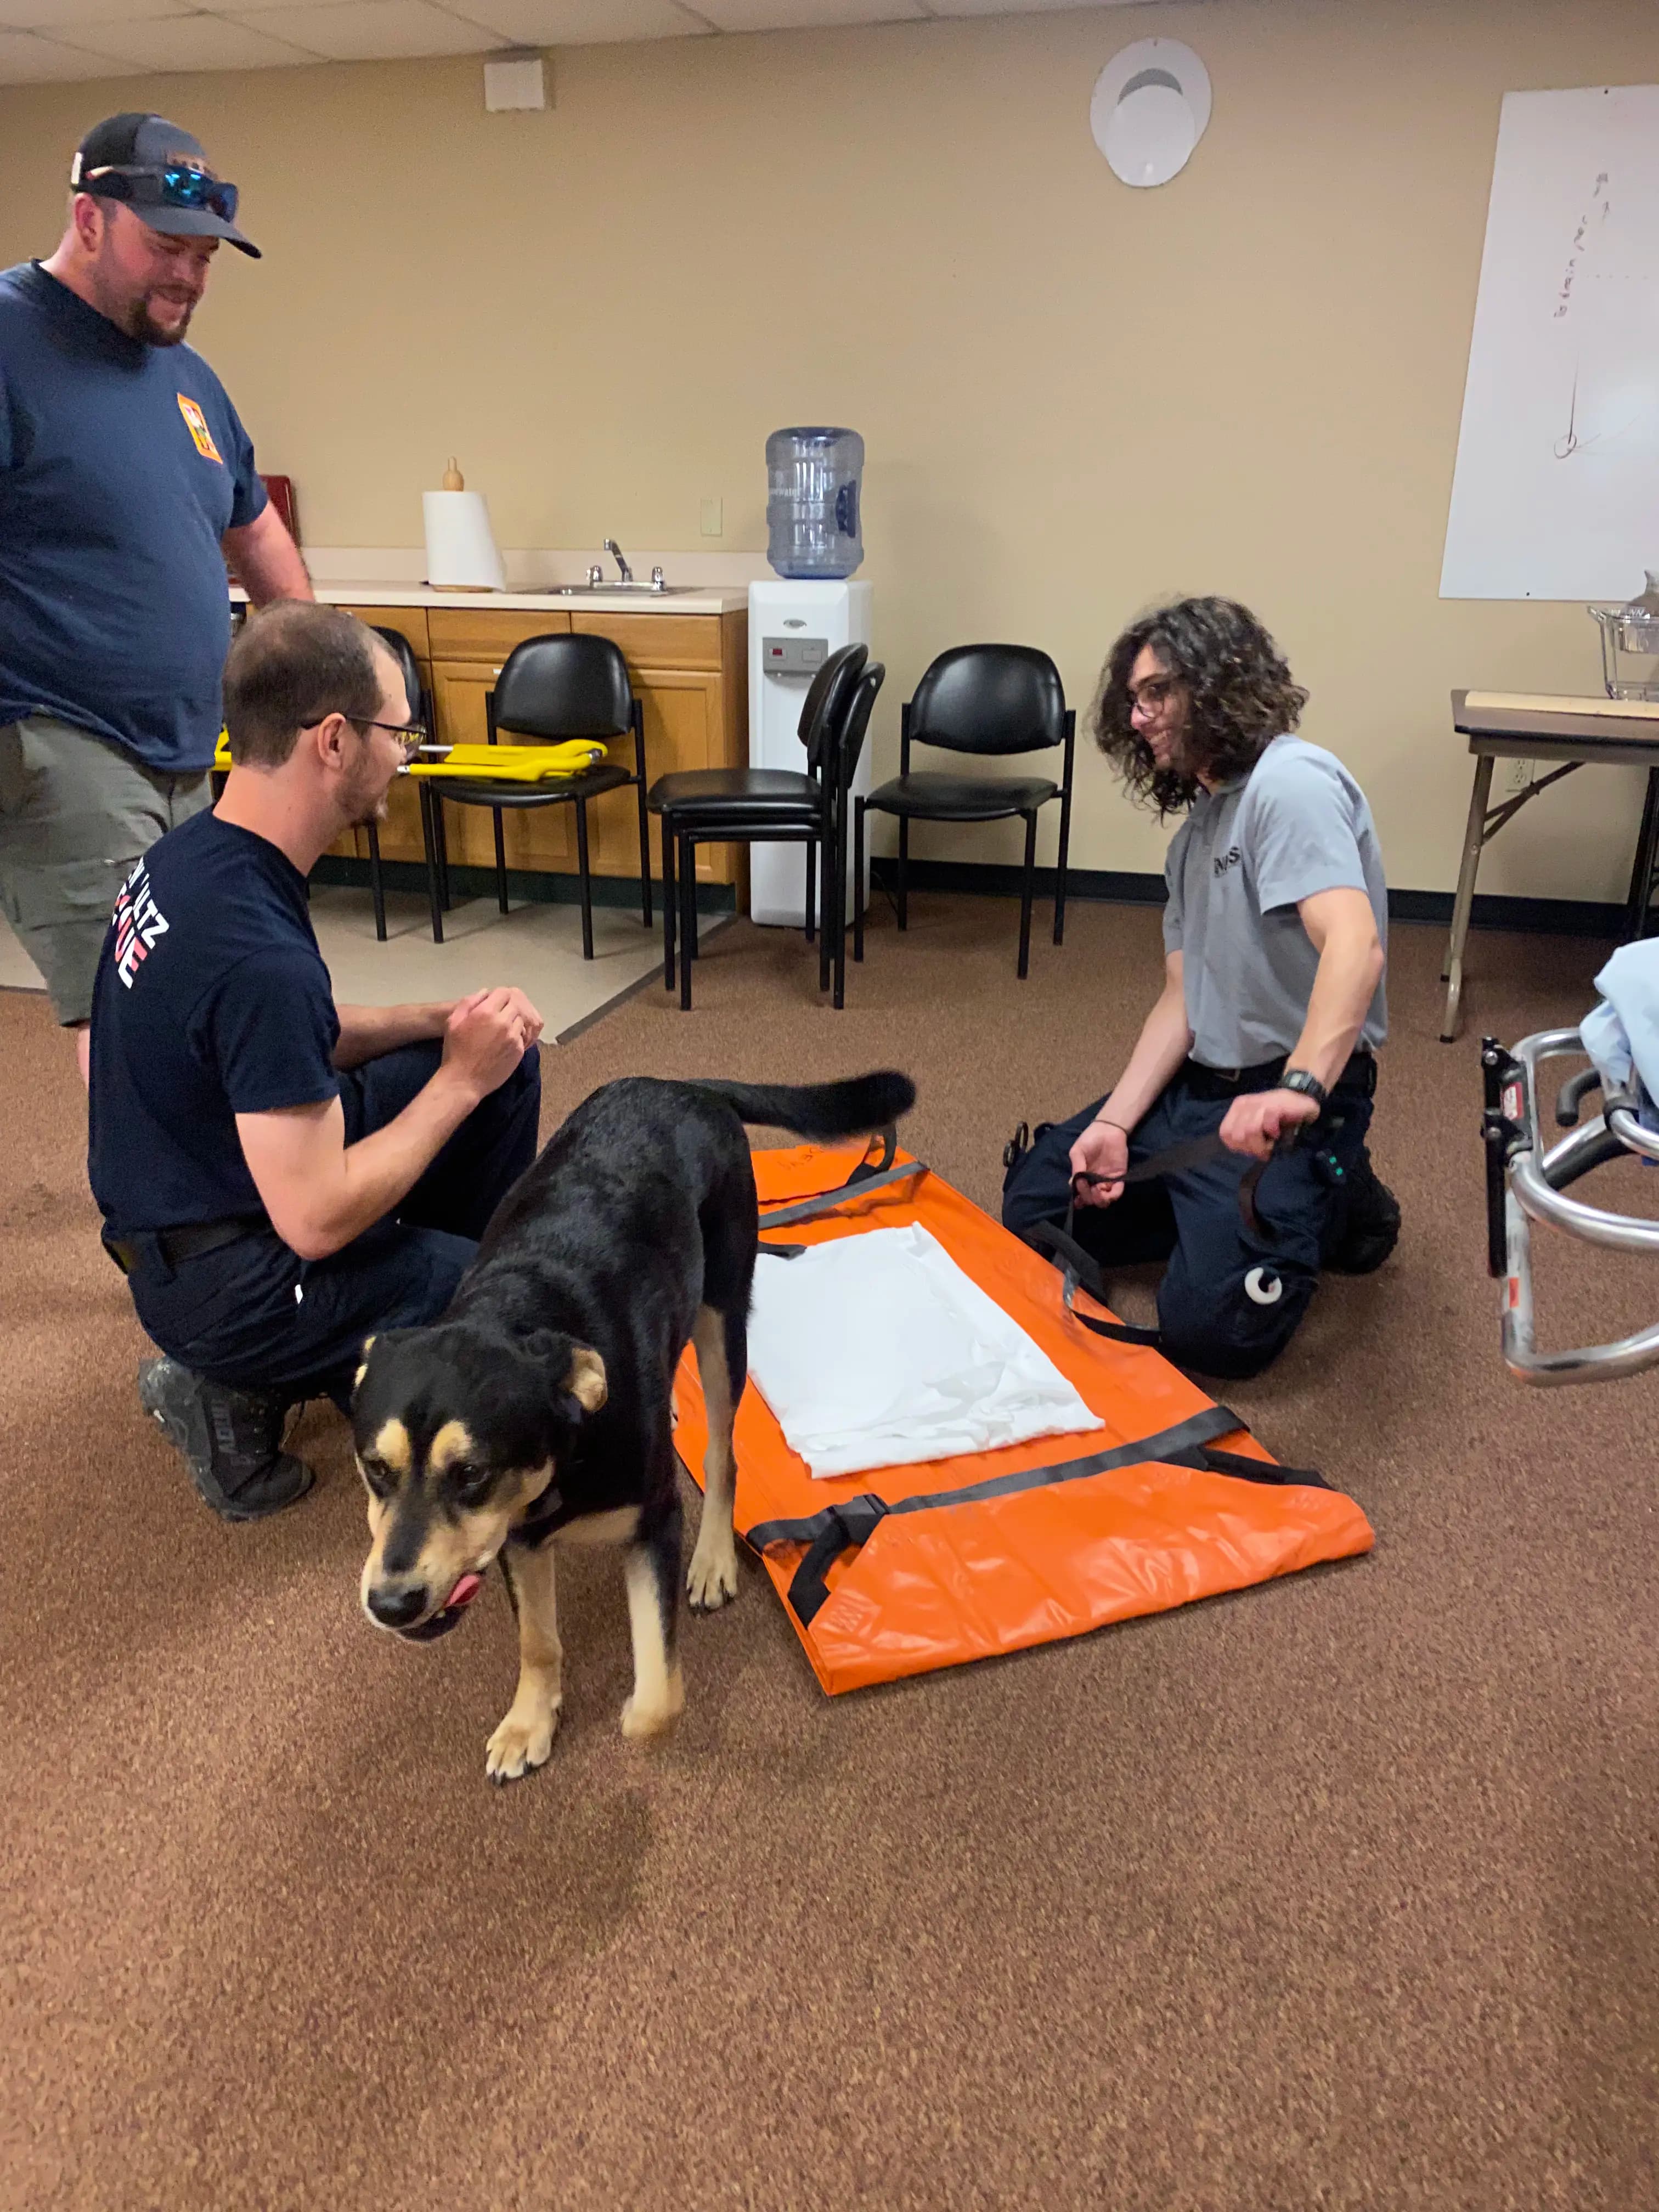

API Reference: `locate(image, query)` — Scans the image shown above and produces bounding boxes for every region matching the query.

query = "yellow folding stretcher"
[212,733,608,783]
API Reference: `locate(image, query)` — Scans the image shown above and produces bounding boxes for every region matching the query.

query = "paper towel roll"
[423,488,506,591]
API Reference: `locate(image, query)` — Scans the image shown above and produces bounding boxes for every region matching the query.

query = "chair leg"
[574,798,595,961]
[897,816,910,930]
[661,814,678,990]
[853,799,867,964]
[1053,788,1072,947]
[818,825,833,996]
[366,818,387,943]
[433,797,452,911]
[833,804,849,1011]
[419,784,444,946]
[493,806,509,917]
[804,840,817,944]
[1017,811,1037,980]
[679,837,697,1011]
[634,774,653,932]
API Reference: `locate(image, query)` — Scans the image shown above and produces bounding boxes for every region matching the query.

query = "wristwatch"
[1281,1068,1328,1110]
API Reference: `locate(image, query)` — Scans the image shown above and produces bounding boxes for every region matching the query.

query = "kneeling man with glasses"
[89,603,544,1519]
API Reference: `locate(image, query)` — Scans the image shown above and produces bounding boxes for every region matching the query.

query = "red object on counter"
[259,473,299,544]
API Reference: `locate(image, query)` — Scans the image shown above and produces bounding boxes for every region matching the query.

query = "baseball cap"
[70,112,259,259]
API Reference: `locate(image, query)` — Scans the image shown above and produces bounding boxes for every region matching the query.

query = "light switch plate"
[699,497,723,538]
[484,55,547,112]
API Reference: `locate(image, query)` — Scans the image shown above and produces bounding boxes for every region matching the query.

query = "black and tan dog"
[352,1069,915,1782]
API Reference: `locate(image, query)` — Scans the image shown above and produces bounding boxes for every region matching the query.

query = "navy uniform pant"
[126,1042,542,1408]
[1001,1058,1375,1381]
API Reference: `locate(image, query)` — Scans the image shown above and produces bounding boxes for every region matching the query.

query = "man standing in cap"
[0,112,310,1084]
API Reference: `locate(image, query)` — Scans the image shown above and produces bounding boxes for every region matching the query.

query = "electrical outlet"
[1506,756,1532,793]
[699,498,723,538]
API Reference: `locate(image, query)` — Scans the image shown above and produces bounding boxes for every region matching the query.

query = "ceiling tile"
[48,11,325,63]
[0,0,191,26]
[691,0,923,23]
[926,1,1148,13]
[225,0,504,53]
[0,22,141,72]
[435,0,708,39]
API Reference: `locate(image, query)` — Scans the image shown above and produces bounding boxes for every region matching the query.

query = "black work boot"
[1325,1150,1402,1275]
[137,1357,313,1521]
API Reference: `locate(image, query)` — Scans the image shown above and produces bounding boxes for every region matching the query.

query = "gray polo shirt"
[1161,733,1387,1070]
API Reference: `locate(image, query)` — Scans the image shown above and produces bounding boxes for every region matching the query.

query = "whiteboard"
[1440,85,1659,601]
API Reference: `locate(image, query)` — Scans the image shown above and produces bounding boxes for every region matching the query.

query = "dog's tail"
[689,1070,915,1142]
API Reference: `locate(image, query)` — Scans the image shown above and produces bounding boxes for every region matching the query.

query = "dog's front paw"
[686,1538,740,1613]
[484,1700,561,1784]
[620,1667,684,1741]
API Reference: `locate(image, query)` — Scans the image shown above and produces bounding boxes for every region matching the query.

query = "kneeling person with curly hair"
[1002,596,1399,1380]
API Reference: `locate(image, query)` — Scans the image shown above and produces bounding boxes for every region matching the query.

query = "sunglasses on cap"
[80,162,240,227]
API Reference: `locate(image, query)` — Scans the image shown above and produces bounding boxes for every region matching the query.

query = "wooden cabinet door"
[427,659,578,873]
[594,669,732,884]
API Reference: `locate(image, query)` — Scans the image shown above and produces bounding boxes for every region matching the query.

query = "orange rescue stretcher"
[672,1139,1375,1695]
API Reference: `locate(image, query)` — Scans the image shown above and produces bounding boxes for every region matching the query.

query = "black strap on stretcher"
[754,1127,927,1256]
[1017,1131,1306,1350]
[742,1403,1330,1627]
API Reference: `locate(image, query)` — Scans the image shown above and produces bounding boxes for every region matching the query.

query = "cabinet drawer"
[571,612,722,670]
[427,608,571,661]
[341,605,429,658]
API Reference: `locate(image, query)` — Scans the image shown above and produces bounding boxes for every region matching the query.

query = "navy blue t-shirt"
[88,810,340,1238]
[0,261,267,775]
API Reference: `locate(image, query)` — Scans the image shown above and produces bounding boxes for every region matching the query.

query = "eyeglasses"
[354,718,428,760]
[82,163,240,227]
[1128,676,1181,714]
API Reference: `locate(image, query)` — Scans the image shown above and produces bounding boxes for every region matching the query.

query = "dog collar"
[512,1477,567,1548]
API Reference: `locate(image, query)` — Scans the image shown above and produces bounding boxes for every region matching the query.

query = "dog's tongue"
[445,1572,484,1611]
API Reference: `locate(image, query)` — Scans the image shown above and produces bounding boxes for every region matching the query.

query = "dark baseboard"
[311,854,736,916]
[868,857,1624,939]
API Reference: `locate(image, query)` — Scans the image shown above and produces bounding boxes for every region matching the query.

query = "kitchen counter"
[233,578,751,616]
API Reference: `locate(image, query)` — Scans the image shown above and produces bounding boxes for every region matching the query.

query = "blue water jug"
[766,427,865,579]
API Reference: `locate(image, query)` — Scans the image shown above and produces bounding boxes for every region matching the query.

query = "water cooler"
[747,578,874,927]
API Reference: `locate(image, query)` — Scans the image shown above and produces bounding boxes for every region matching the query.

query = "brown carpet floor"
[5,895,1659,2211]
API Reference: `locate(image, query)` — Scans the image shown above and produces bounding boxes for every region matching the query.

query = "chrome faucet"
[603,538,633,584]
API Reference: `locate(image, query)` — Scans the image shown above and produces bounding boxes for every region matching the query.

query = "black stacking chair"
[416,633,651,959]
[854,644,1074,979]
[365,627,431,945]
[649,645,879,1011]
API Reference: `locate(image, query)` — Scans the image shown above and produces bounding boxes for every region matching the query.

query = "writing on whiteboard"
[1554,172,1610,320]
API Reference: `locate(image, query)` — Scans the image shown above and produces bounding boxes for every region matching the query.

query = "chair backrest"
[492,633,634,741]
[906,643,1066,757]
[830,661,885,794]
[371,626,424,723]
[797,642,869,778]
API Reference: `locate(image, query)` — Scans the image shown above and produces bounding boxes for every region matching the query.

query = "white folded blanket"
[746,1222,1099,1479]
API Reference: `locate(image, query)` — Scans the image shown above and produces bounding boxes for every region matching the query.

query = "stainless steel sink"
[539,581,701,598]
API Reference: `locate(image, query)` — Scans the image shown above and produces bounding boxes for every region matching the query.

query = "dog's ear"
[518,1331,608,1419]
[564,1345,608,1414]
[351,1333,378,1398]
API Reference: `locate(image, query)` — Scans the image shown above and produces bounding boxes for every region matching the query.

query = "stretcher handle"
[1556,1065,1602,1127]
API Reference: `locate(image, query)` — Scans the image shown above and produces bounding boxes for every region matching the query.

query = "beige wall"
[2,0,1651,898]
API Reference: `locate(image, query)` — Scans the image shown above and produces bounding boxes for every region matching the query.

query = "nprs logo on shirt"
[176,393,224,464]
[112,860,169,988]
[1212,844,1243,879]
